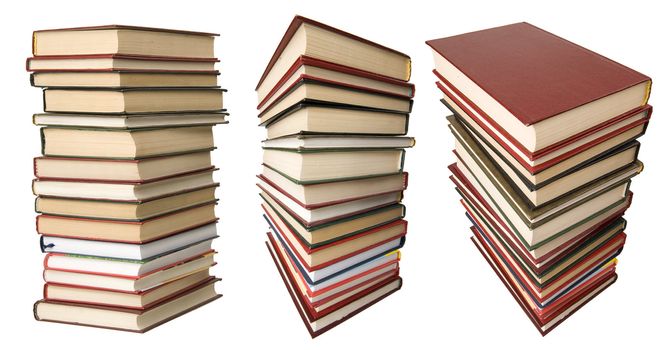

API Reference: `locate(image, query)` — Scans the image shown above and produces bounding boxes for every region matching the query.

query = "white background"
[0,0,662,348]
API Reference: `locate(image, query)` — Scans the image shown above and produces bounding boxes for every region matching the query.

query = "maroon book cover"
[426,22,650,126]
[256,15,411,90]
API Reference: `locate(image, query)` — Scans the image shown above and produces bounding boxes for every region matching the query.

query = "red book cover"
[426,22,650,126]
[256,15,410,90]
[437,73,652,165]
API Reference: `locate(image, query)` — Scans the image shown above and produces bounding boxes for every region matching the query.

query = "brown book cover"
[426,22,650,126]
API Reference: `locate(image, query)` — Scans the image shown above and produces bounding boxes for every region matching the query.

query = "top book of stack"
[255,16,412,127]
[426,22,651,160]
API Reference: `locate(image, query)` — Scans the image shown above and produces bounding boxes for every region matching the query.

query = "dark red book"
[427,22,651,157]
[256,15,411,91]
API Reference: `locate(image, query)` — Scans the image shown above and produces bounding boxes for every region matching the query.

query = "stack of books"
[256,16,414,337]
[28,25,227,332]
[427,23,652,335]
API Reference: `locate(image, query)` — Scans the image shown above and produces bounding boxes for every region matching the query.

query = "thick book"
[41,223,218,260]
[264,101,409,139]
[43,87,224,114]
[256,15,411,93]
[33,25,218,58]
[257,178,401,227]
[40,126,215,159]
[43,253,216,292]
[258,56,415,110]
[259,165,407,206]
[266,236,401,338]
[263,148,406,184]
[33,111,228,129]
[427,22,651,155]
[34,151,213,182]
[35,186,217,221]
[26,54,219,72]
[44,240,214,277]
[44,271,215,309]
[34,278,221,332]
[258,77,413,125]
[36,202,217,243]
[33,168,217,202]
[31,70,219,88]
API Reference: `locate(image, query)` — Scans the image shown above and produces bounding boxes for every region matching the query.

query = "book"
[257,177,401,226]
[44,271,215,309]
[265,101,409,139]
[263,135,415,150]
[43,253,215,292]
[266,236,402,338]
[33,111,228,129]
[426,22,651,155]
[33,25,218,58]
[35,186,217,221]
[34,151,213,182]
[256,15,411,95]
[258,77,413,125]
[40,126,215,159]
[258,56,415,109]
[442,94,651,175]
[31,70,219,88]
[43,88,224,114]
[34,278,220,332]
[263,148,405,184]
[41,223,218,259]
[26,54,219,72]
[33,168,217,201]
[44,240,214,277]
[37,203,217,243]
[261,191,405,245]
[260,166,407,206]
